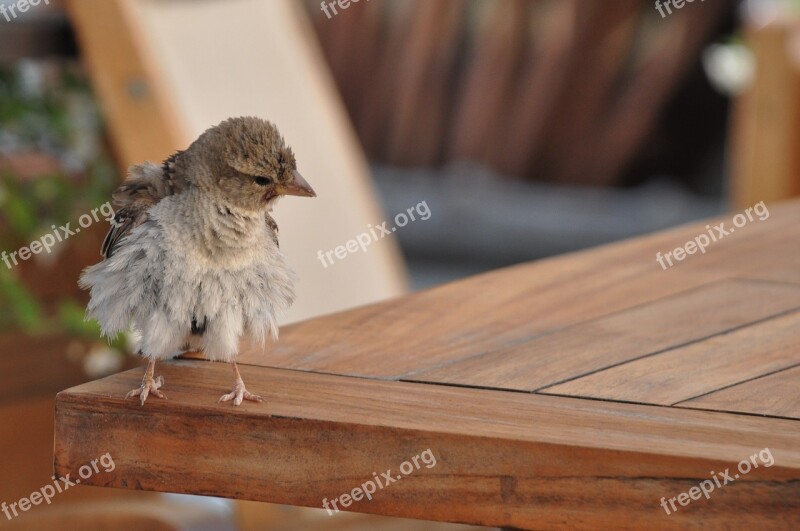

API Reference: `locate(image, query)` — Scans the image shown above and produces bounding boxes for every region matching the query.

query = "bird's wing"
[265,212,280,248]
[101,206,145,260]
[101,152,188,259]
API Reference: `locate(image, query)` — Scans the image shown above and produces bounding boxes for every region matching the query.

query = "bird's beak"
[279,171,316,197]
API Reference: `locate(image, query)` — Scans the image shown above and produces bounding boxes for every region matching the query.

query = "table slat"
[540,310,800,408]
[678,365,800,419]
[408,280,800,391]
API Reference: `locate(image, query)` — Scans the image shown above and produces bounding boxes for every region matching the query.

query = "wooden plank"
[679,365,800,419]
[0,396,157,514]
[383,0,464,166]
[540,310,800,406]
[354,0,417,158]
[449,0,531,166]
[535,0,643,185]
[585,1,726,186]
[238,200,800,378]
[492,0,576,177]
[730,18,800,208]
[408,280,800,391]
[311,0,382,136]
[55,360,800,530]
[745,263,800,284]
[65,0,186,170]
[54,200,800,527]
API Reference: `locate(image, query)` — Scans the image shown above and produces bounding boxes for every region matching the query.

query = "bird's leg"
[125,358,166,406]
[219,361,263,406]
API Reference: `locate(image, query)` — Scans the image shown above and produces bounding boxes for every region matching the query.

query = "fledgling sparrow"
[80,116,315,406]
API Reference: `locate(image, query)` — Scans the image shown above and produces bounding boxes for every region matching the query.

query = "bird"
[80,116,315,406]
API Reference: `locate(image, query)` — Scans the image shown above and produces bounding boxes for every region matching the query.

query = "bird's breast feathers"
[81,191,296,361]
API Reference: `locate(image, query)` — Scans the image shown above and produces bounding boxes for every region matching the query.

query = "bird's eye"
[254,177,272,186]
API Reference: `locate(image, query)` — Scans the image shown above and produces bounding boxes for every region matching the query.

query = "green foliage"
[0,61,121,348]
[0,266,42,333]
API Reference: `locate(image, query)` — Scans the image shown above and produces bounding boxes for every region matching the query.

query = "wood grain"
[55,361,800,530]
[679,365,800,419]
[409,280,800,390]
[55,200,800,528]
[540,310,800,407]
[0,396,161,529]
[238,200,800,377]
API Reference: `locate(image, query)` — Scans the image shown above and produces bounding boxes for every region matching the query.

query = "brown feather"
[102,153,189,259]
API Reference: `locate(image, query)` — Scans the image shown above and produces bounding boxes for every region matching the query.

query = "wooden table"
[55,201,800,529]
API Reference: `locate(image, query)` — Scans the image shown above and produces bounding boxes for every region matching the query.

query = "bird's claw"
[219,383,263,406]
[126,375,166,406]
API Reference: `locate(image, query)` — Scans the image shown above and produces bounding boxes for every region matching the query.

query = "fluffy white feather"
[81,186,296,362]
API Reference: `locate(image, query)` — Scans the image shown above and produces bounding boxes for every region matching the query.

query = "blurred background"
[0,0,796,529]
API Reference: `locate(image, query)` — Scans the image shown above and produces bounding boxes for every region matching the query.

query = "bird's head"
[188,116,315,212]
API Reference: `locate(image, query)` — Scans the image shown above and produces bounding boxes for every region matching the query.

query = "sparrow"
[80,116,315,406]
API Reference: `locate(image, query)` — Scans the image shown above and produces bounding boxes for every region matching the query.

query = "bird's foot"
[126,375,166,406]
[219,382,263,406]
